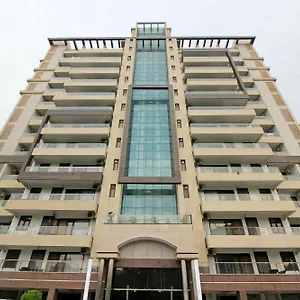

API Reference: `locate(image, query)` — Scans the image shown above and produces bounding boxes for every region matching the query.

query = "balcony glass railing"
[206,226,293,236]
[53,106,113,111]
[202,193,250,201]
[247,100,264,104]
[1,175,18,180]
[273,151,289,156]
[197,166,280,173]
[44,124,109,128]
[193,143,269,149]
[13,151,29,155]
[36,142,107,149]
[254,116,272,120]
[9,193,98,201]
[0,225,92,235]
[105,214,192,224]
[188,106,253,110]
[25,166,103,173]
[190,123,260,128]
[0,259,99,273]
[283,175,300,180]
[69,79,118,82]
[263,132,280,137]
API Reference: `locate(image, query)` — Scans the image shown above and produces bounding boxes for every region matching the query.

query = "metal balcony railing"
[0,225,92,236]
[25,166,103,173]
[203,193,250,201]
[193,142,269,149]
[105,214,192,224]
[44,123,109,128]
[36,142,107,149]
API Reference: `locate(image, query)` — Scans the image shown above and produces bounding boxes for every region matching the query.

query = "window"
[170,55,174,60]
[209,219,244,235]
[174,89,178,96]
[269,218,285,234]
[259,189,273,201]
[169,46,173,51]
[113,159,119,170]
[39,163,50,172]
[177,119,182,128]
[180,160,186,171]
[204,190,235,201]
[231,164,242,173]
[118,119,124,128]
[28,187,42,200]
[50,187,63,200]
[179,138,184,148]
[237,188,250,200]
[172,76,177,83]
[183,185,189,198]
[123,89,127,96]
[251,164,262,172]
[126,66,130,71]
[125,76,129,83]
[171,65,175,70]
[3,250,21,269]
[175,103,180,111]
[109,184,116,197]
[116,138,121,148]
[130,39,133,42]
[121,103,126,111]
[129,47,133,51]
[17,216,32,230]
[127,56,131,61]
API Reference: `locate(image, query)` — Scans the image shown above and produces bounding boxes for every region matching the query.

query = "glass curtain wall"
[122,25,177,215]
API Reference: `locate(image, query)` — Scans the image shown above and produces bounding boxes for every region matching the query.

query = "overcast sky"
[0,0,299,129]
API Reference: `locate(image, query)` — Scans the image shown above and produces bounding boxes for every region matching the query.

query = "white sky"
[0,0,299,129]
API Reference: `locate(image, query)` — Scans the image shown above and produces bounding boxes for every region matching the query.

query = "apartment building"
[0,22,299,300]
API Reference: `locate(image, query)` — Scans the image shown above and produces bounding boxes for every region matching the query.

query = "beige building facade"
[0,22,299,300]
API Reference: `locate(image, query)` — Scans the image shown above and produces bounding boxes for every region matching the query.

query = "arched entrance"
[111,237,185,300]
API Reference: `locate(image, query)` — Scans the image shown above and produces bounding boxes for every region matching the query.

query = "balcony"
[32,143,107,163]
[18,166,103,188]
[201,199,296,218]
[53,92,116,107]
[181,48,239,57]
[28,116,43,131]
[64,49,123,57]
[186,90,258,106]
[205,226,300,250]
[36,102,56,115]
[105,214,192,224]
[41,124,110,143]
[190,123,264,143]
[19,133,35,148]
[48,107,113,124]
[5,193,98,215]
[69,68,120,79]
[0,175,24,191]
[277,175,300,193]
[260,132,283,150]
[197,166,283,189]
[188,106,256,123]
[59,57,122,67]
[184,66,248,78]
[0,225,92,248]
[193,143,273,164]
[252,116,274,131]
[182,56,244,67]
[64,79,118,93]
[247,100,266,115]
[186,77,253,92]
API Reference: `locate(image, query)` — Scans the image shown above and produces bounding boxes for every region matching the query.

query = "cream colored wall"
[166,38,207,261]
[91,38,135,257]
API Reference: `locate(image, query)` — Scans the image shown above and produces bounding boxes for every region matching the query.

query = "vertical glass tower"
[121,24,178,215]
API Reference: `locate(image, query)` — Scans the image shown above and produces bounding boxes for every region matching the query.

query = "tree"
[21,290,43,300]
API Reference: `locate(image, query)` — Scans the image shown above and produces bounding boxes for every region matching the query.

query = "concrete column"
[95,259,105,300]
[191,259,202,300]
[83,258,93,300]
[237,291,248,300]
[181,260,189,300]
[46,288,57,300]
[104,258,114,300]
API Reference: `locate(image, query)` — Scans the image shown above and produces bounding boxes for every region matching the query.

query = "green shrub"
[21,290,43,300]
